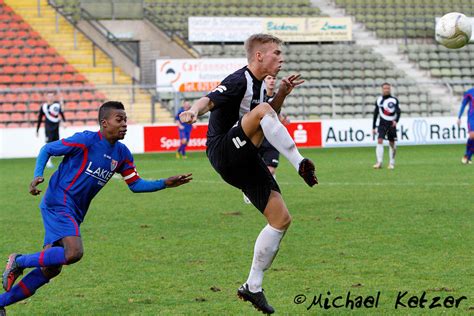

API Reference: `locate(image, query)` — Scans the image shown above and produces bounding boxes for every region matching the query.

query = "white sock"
[389,145,396,165]
[246,224,285,293]
[260,113,304,171]
[376,143,384,163]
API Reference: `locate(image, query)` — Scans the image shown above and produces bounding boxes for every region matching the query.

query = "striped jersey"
[373,95,401,128]
[40,130,139,223]
[206,66,266,146]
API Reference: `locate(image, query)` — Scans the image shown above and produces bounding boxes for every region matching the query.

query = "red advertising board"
[143,121,322,153]
[285,121,322,148]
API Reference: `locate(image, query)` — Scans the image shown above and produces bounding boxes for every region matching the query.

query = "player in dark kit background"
[180,34,317,314]
[0,101,192,315]
[36,92,66,168]
[372,82,401,170]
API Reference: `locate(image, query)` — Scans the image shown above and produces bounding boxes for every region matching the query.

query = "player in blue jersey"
[0,101,192,315]
[457,87,474,164]
[175,100,193,159]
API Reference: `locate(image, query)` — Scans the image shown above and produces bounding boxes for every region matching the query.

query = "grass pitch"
[0,144,473,315]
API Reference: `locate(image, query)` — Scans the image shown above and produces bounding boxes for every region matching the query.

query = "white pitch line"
[181,179,473,186]
[114,170,472,186]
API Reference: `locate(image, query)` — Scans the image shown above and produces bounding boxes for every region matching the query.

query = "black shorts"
[207,119,280,213]
[259,138,279,168]
[45,126,60,143]
[377,119,397,141]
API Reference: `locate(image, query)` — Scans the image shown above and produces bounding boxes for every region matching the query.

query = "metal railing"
[47,0,118,83]
[143,6,200,58]
[80,7,139,65]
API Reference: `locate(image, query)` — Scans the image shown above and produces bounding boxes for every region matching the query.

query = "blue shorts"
[179,129,191,141]
[41,207,81,246]
[468,116,474,132]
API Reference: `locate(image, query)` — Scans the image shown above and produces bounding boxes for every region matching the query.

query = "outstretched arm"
[270,74,304,113]
[179,97,214,124]
[127,173,192,193]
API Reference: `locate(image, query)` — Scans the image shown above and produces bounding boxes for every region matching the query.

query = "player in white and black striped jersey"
[180,34,317,314]
[372,82,401,169]
[36,92,66,168]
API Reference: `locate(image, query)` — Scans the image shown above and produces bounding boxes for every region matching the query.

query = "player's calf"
[41,266,62,279]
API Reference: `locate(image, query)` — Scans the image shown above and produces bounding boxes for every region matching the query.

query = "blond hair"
[244,33,283,62]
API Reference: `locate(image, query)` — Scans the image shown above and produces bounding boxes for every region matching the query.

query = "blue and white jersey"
[39,131,139,223]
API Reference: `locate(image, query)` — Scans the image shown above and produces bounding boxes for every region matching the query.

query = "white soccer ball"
[435,12,472,49]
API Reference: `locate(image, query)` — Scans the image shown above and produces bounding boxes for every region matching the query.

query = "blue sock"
[178,144,185,155]
[16,247,67,268]
[0,268,49,307]
[466,138,474,160]
[182,145,186,156]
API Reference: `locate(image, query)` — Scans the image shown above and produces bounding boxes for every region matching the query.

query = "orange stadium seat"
[36,74,49,83]
[16,65,28,74]
[10,113,25,122]
[9,47,21,56]
[23,74,37,84]
[39,64,52,74]
[2,103,14,112]
[64,64,75,73]
[51,64,64,73]
[29,102,40,112]
[0,113,11,122]
[15,103,27,112]
[22,47,34,56]
[33,47,46,56]
[3,66,14,74]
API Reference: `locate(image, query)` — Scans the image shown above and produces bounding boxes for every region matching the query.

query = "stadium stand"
[334,0,473,114]
[335,0,474,39]
[192,42,438,119]
[1,0,173,127]
[144,0,322,38]
[0,0,103,127]
[1,0,469,127]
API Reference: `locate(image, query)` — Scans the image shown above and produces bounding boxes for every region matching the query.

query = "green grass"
[0,145,473,315]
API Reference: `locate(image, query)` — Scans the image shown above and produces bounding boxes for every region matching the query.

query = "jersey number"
[232,136,247,149]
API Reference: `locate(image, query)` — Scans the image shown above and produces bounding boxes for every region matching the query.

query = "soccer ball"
[435,12,472,49]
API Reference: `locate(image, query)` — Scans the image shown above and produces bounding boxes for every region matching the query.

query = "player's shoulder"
[116,140,133,156]
[221,66,248,84]
[63,130,100,146]
[465,88,474,95]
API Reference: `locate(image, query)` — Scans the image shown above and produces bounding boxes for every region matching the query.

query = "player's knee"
[65,248,84,264]
[282,213,292,229]
[273,213,292,230]
[41,265,62,279]
[257,102,276,117]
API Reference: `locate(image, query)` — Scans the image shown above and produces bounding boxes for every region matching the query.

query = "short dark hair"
[98,101,125,122]
[381,82,391,87]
